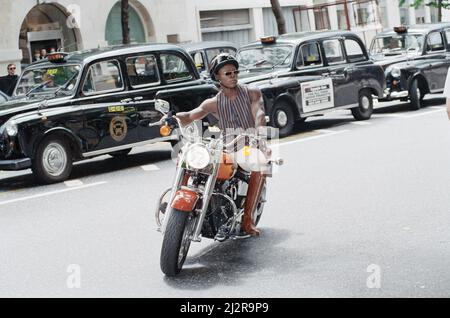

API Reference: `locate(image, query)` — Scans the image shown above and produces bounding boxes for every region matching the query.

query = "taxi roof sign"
[47,52,69,63]
[394,26,408,34]
[261,36,277,44]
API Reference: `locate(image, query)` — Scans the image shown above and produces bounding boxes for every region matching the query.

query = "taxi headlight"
[5,120,18,137]
[390,67,401,78]
[186,145,211,170]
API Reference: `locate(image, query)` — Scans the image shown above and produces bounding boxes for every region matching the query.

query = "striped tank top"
[217,85,256,133]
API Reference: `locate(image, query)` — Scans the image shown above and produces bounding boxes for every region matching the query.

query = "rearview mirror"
[155,99,170,114]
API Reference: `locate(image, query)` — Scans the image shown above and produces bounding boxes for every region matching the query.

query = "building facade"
[0,0,448,76]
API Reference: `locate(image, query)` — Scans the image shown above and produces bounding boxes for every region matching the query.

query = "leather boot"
[242,171,265,237]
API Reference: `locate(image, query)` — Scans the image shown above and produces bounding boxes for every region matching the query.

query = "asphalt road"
[0,97,449,298]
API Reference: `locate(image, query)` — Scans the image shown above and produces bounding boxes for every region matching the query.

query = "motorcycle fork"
[161,166,187,234]
[191,152,221,243]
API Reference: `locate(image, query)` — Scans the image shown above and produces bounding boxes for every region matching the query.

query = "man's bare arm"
[249,88,266,128]
[175,98,218,126]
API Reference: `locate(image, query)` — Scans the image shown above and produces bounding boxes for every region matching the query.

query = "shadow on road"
[163,228,305,290]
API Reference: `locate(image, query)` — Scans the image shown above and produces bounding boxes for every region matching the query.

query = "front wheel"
[351,90,373,121]
[160,209,195,276]
[32,136,73,184]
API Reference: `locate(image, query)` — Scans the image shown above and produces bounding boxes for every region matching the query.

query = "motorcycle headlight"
[390,67,401,78]
[5,120,18,137]
[186,145,211,170]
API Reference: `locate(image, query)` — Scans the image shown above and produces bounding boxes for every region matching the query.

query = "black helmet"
[209,53,239,81]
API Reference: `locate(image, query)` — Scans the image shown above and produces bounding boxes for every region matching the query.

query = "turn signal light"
[160,125,172,137]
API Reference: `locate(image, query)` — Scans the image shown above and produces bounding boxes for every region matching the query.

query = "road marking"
[141,164,160,171]
[277,130,349,147]
[64,179,84,187]
[0,181,107,206]
[403,108,445,118]
[373,108,445,119]
[430,106,446,110]
[350,121,371,126]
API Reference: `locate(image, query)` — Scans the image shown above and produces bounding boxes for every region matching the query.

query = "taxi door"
[321,38,350,107]
[295,41,340,113]
[79,59,139,152]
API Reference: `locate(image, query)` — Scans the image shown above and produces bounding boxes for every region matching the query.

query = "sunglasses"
[223,70,240,77]
[9,67,16,70]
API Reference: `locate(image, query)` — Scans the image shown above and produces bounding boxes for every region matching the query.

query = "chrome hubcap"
[361,96,371,110]
[276,110,288,127]
[42,143,67,177]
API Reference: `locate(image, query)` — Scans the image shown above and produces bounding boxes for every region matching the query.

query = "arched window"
[106,2,146,45]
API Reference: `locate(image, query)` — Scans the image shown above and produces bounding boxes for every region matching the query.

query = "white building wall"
[1,0,450,77]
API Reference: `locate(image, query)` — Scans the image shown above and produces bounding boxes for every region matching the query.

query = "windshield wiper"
[25,80,52,97]
[52,72,79,97]
[272,52,293,69]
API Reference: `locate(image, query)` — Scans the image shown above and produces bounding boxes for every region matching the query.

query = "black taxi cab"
[236,32,385,137]
[181,41,237,78]
[370,23,450,110]
[0,44,217,183]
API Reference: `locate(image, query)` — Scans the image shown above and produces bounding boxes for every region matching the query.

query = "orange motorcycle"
[152,100,283,276]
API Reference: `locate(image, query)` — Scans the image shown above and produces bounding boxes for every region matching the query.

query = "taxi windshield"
[237,45,294,70]
[14,65,81,97]
[370,34,424,57]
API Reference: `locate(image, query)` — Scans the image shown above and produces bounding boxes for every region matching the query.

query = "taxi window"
[298,42,322,67]
[160,53,193,83]
[82,60,124,95]
[344,39,367,62]
[323,39,345,64]
[126,55,160,88]
[427,32,445,52]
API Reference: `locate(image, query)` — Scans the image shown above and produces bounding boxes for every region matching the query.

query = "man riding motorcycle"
[174,53,268,236]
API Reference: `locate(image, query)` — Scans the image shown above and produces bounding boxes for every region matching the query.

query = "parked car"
[236,32,385,137]
[370,23,450,110]
[181,41,237,78]
[0,91,9,104]
[0,45,217,183]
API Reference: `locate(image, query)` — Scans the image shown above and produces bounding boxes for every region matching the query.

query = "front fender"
[171,189,199,212]
[28,127,83,159]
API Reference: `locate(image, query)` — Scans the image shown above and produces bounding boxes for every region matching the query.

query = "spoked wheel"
[160,209,196,276]
[32,136,73,184]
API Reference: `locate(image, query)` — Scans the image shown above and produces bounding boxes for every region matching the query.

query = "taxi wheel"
[271,102,294,138]
[352,90,373,121]
[32,136,73,184]
[409,79,423,111]
[110,148,132,158]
